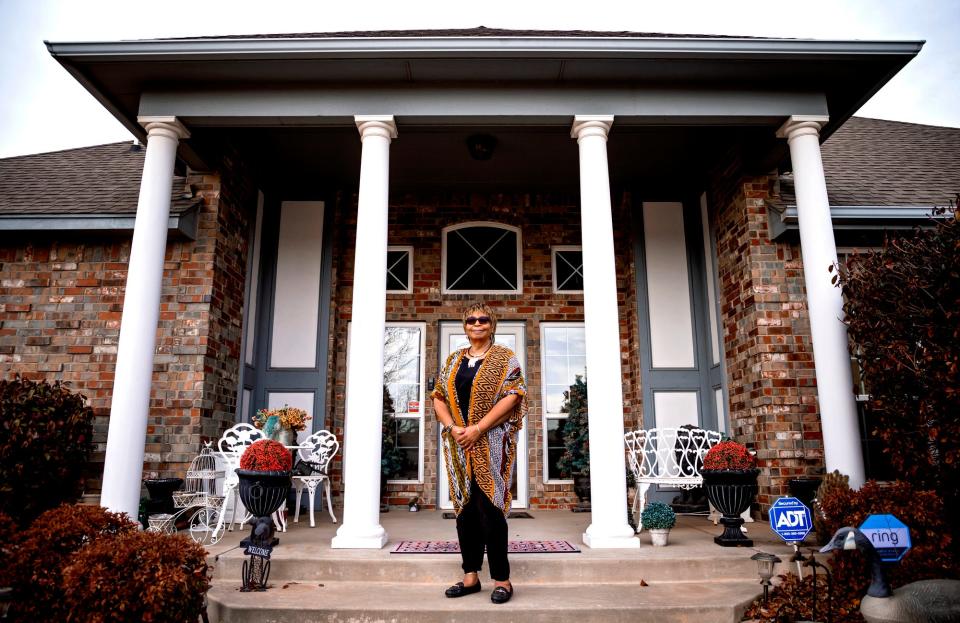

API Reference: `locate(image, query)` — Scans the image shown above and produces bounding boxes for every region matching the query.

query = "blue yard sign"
[770,497,813,542]
[859,514,911,562]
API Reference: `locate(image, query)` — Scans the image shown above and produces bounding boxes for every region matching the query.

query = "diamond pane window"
[552,246,583,293]
[386,247,412,293]
[442,223,521,293]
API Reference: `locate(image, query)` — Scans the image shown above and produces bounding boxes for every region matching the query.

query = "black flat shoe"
[445,581,482,598]
[491,585,514,604]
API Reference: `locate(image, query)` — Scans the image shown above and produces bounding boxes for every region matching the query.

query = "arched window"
[441,222,522,294]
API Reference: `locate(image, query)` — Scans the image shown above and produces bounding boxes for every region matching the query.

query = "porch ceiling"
[204,124,763,194]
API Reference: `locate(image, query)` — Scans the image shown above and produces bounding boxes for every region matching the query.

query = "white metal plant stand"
[146,443,226,544]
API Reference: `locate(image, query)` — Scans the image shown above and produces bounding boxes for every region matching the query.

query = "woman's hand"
[453,424,482,450]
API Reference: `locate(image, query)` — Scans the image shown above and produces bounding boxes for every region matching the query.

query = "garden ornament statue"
[240,516,276,592]
[821,527,960,623]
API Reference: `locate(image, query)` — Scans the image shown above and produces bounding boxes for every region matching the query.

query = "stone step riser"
[206,580,759,623]
[209,605,744,623]
[209,555,762,584]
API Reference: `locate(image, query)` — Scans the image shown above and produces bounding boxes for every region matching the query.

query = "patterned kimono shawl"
[432,344,527,516]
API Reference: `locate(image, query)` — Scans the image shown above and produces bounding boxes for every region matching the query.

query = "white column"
[777,115,865,488]
[332,115,397,549]
[100,116,189,519]
[571,116,640,548]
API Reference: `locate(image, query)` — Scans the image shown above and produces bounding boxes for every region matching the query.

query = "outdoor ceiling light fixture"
[466,134,497,160]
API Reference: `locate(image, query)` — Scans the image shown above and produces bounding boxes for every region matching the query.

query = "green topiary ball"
[641,501,676,530]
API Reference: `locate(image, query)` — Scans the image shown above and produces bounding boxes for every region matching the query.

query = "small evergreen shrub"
[382,385,406,480]
[62,530,210,623]
[8,505,137,622]
[239,439,292,471]
[640,501,676,530]
[557,375,589,477]
[0,377,94,525]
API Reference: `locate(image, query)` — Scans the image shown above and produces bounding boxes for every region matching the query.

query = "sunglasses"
[465,316,492,325]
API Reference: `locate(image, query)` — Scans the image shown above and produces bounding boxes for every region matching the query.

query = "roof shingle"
[0,141,193,216]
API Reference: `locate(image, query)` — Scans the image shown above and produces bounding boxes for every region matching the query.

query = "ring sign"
[859,514,911,562]
[769,497,812,542]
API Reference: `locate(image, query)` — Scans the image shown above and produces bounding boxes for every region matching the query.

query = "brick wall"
[709,154,825,513]
[0,155,253,492]
[326,191,639,510]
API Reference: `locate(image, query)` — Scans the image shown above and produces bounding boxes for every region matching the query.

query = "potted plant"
[702,440,759,547]
[236,439,292,519]
[557,375,590,508]
[640,501,676,546]
[252,406,311,446]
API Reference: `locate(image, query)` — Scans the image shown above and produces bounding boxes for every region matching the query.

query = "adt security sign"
[769,497,812,542]
[859,514,911,562]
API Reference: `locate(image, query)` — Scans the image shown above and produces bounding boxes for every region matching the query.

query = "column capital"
[571,115,614,141]
[776,115,829,141]
[355,115,398,140]
[137,116,190,141]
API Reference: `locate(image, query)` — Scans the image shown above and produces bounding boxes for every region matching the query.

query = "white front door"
[437,321,527,509]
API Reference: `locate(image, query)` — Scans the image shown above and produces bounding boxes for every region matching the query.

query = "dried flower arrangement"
[703,440,757,471]
[240,439,293,472]
[253,406,311,432]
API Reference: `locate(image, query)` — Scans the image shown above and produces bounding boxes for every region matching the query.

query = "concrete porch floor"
[206,508,798,571]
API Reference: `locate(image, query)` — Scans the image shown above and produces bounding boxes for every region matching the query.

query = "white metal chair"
[293,430,339,526]
[217,423,266,530]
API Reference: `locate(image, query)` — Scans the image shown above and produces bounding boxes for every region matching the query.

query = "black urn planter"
[144,477,183,515]
[236,469,292,518]
[703,468,759,547]
[572,473,591,511]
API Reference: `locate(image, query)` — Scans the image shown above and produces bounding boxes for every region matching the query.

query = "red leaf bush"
[836,201,960,546]
[744,476,959,622]
[62,531,210,623]
[0,377,94,526]
[240,438,292,472]
[702,440,756,470]
[7,504,137,622]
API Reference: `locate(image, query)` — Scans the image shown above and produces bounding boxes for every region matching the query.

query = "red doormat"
[391,540,580,554]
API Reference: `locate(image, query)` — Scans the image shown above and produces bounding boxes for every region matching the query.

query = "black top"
[454,354,483,418]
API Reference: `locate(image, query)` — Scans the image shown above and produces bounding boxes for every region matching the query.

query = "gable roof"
[779,117,960,207]
[0,141,199,238]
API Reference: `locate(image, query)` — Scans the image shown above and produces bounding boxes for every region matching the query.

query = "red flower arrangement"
[240,439,292,472]
[703,440,757,471]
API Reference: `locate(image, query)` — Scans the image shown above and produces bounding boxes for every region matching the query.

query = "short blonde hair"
[461,302,498,337]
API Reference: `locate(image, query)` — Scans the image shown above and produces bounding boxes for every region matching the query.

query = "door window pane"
[383,325,424,481]
[386,247,412,292]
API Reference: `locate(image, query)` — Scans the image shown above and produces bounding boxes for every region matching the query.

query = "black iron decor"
[236,469,291,592]
[240,516,277,592]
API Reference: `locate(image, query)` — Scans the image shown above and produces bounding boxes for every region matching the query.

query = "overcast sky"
[0,0,957,158]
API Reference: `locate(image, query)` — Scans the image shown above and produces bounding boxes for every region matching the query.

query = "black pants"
[456,479,510,581]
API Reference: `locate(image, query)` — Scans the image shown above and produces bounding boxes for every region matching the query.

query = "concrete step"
[207,579,761,623]
[209,550,763,584]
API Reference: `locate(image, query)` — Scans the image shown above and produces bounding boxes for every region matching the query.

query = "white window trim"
[551,245,584,294]
[386,245,414,294]
[540,321,584,485]
[441,221,523,295]
[346,321,426,484]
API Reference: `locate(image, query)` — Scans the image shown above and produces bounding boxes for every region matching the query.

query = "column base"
[583,525,641,549]
[331,525,389,549]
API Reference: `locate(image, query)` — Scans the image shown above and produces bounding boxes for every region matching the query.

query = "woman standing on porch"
[432,302,527,605]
